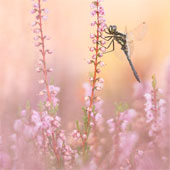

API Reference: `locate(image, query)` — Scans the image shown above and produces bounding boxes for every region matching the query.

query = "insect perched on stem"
[103,22,147,82]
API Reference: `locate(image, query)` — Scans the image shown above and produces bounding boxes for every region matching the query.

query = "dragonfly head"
[109,25,117,34]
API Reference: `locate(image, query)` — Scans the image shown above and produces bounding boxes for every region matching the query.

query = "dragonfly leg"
[100,35,113,41]
[98,37,113,48]
[104,30,111,35]
[104,26,112,35]
[103,40,115,54]
[105,39,114,49]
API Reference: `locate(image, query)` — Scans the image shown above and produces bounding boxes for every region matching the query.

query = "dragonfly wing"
[126,39,134,58]
[127,22,147,41]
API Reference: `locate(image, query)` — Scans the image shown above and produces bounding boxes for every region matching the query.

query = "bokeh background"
[0,0,170,134]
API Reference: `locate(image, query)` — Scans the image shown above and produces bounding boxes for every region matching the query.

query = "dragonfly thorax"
[108,25,117,34]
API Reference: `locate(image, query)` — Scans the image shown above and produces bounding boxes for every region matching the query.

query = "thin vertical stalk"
[38,0,52,103]
[88,0,100,123]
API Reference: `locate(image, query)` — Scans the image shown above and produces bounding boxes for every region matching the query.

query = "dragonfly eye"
[112,25,117,31]
[109,25,117,33]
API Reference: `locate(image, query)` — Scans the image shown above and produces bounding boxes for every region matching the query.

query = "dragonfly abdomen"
[124,50,141,82]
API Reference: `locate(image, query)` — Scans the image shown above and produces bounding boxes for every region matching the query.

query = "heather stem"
[88,0,100,123]
[38,0,52,103]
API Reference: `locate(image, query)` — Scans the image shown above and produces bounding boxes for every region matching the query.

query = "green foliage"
[152,74,157,89]
[26,101,31,110]
[89,72,94,78]
[83,111,88,132]
[115,102,129,113]
[48,104,59,116]
[50,79,55,85]
[76,120,80,132]
[38,101,44,112]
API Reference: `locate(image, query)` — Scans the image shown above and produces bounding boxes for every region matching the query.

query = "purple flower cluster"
[12,88,76,169]
[144,89,166,137]
[105,109,138,169]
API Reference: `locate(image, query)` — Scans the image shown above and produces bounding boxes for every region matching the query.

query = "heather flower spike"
[31,0,52,103]
[73,0,106,164]
[88,0,106,120]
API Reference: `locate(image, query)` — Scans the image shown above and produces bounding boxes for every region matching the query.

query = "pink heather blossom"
[34,36,39,41]
[42,15,48,20]
[87,59,93,64]
[100,47,106,52]
[99,78,104,83]
[46,49,53,54]
[146,111,154,123]
[89,77,94,81]
[14,119,23,132]
[99,9,105,16]
[159,99,166,107]
[39,89,45,96]
[33,28,40,33]
[92,54,97,59]
[82,134,87,139]
[32,21,37,26]
[59,130,66,141]
[33,3,38,8]
[49,85,60,95]
[96,96,101,102]
[91,10,97,16]
[47,68,53,72]
[95,113,103,123]
[121,120,129,131]
[31,9,37,14]
[0,151,11,169]
[96,86,101,91]
[34,42,41,47]
[144,93,152,100]
[43,8,48,14]
[99,17,106,24]
[90,112,94,117]
[35,67,42,72]
[83,83,92,97]
[137,150,144,156]
[99,61,105,67]
[87,107,92,112]
[98,52,103,57]
[38,79,45,84]
[91,21,96,26]
[32,110,41,123]
[20,109,27,117]
[92,39,97,44]
[107,118,115,133]
[72,130,81,140]
[45,101,51,107]
[119,109,137,121]
[84,96,90,101]
[10,134,17,143]
[119,132,139,159]
[100,40,106,45]
[90,33,95,39]
[90,2,97,9]
[90,122,94,127]
[89,47,95,52]
[96,68,101,73]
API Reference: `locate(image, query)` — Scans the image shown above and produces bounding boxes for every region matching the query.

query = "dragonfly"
[102,22,147,82]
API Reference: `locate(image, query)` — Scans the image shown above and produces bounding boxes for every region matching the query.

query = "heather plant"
[71,0,106,165]
[0,0,169,170]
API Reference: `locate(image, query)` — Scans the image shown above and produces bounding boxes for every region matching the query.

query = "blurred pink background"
[0,0,170,133]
